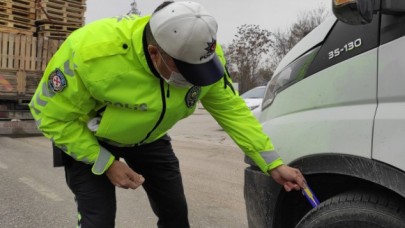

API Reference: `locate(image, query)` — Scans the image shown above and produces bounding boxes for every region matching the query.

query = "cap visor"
[173,55,224,86]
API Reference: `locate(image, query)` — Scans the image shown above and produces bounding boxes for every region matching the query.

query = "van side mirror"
[332,0,375,25]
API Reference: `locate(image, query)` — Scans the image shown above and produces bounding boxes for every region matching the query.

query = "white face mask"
[158,52,193,88]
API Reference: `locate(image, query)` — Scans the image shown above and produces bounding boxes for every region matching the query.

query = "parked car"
[240,86,266,118]
[244,0,405,227]
[251,103,262,119]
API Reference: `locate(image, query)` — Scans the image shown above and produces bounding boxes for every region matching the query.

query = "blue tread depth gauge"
[302,184,320,208]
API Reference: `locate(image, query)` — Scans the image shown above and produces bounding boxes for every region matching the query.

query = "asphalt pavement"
[0,106,249,228]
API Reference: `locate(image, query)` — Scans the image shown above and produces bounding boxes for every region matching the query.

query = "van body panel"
[274,17,337,75]
[373,36,405,171]
[261,50,378,163]
[246,4,405,227]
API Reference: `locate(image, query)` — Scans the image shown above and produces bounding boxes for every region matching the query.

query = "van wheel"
[295,190,405,228]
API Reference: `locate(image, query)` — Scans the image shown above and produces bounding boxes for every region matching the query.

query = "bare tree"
[227,24,272,94]
[290,7,330,47]
[226,6,330,94]
[128,0,141,15]
[269,6,330,72]
[268,29,295,69]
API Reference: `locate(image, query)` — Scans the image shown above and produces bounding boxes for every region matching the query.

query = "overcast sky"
[85,0,331,44]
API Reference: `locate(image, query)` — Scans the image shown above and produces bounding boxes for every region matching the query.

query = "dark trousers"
[63,136,189,228]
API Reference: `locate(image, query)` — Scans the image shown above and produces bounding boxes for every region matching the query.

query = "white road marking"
[19,177,64,202]
[0,161,8,169]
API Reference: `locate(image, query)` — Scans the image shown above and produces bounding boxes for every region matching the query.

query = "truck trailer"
[0,0,85,135]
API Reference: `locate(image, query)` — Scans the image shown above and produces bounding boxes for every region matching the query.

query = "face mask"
[166,71,193,88]
[158,52,193,88]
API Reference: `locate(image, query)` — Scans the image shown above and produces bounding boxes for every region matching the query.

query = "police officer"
[30,1,306,228]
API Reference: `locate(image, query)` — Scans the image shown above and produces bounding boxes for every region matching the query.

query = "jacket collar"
[142,22,160,79]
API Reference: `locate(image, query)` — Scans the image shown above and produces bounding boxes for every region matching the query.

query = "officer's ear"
[148,45,160,63]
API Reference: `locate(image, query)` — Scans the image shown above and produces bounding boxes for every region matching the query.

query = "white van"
[244,0,405,227]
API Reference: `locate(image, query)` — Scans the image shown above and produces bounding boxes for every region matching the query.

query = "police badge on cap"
[48,68,67,93]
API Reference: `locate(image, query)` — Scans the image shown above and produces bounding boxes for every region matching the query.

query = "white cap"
[150,1,224,86]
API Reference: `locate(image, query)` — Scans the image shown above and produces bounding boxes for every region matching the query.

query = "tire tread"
[296,190,405,228]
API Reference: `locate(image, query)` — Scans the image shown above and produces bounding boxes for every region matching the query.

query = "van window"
[262,46,320,109]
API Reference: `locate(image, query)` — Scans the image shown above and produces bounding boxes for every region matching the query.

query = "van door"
[261,15,380,163]
[373,13,405,171]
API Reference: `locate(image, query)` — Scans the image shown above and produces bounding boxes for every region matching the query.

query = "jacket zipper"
[139,78,167,144]
[224,66,236,95]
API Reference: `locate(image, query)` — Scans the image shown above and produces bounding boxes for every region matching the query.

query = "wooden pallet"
[46,0,86,11]
[24,71,43,94]
[0,12,35,24]
[0,33,37,71]
[0,32,64,72]
[0,0,36,34]
[1,0,35,7]
[0,21,35,33]
[59,0,86,5]
[0,3,35,15]
[36,15,84,25]
[39,7,85,19]
[4,0,34,5]
[0,0,36,13]
[43,0,87,5]
[36,0,86,24]
[36,10,85,24]
[39,2,86,15]
[0,27,34,35]
[36,35,65,70]
[37,30,71,40]
[39,24,80,32]
[0,70,42,104]
[0,6,36,20]
[0,11,36,33]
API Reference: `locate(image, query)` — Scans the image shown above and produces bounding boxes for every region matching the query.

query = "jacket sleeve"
[29,38,115,175]
[201,77,283,174]
[200,48,283,174]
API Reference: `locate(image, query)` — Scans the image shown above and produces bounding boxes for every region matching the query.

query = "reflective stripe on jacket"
[29,14,283,175]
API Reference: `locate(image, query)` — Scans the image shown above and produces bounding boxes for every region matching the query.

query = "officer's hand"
[106,160,145,189]
[269,164,306,192]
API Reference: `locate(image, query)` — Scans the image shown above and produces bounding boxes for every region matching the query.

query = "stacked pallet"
[0,0,36,35]
[36,0,86,39]
[0,0,86,39]
[0,31,64,71]
[0,0,85,71]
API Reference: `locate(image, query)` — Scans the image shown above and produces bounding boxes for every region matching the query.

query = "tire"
[295,190,405,228]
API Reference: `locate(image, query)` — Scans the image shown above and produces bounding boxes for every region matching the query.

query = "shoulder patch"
[185,86,201,108]
[48,68,67,93]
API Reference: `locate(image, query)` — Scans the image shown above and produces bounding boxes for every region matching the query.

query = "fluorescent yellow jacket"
[29,14,283,175]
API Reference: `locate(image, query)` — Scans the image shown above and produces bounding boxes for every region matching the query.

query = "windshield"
[241,86,266,99]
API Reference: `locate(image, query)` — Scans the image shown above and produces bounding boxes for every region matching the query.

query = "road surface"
[0,106,253,228]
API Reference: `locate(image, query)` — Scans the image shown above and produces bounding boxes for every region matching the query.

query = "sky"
[85,0,331,45]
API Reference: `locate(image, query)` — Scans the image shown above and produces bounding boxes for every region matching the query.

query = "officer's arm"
[29,40,114,175]
[200,44,283,174]
[200,75,283,175]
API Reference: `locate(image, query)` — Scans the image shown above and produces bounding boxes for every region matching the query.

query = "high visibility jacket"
[29,14,283,175]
